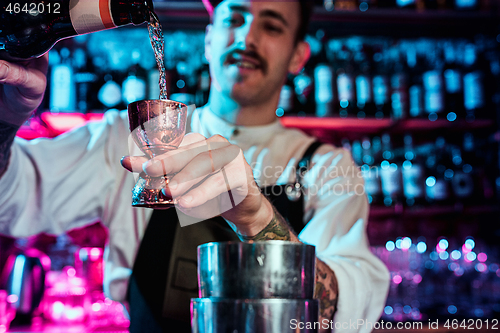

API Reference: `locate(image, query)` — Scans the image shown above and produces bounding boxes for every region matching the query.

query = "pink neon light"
[90,248,103,261]
[6,294,18,303]
[67,267,76,277]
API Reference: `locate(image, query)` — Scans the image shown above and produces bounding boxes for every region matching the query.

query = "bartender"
[0,0,389,332]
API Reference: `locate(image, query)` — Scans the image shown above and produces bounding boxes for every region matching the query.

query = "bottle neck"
[111,0,153,26]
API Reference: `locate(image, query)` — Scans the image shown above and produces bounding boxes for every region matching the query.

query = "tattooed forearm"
[315,259,339,332]
[238,202,338,332]
[0,120,19,177]
[239,206,299,241]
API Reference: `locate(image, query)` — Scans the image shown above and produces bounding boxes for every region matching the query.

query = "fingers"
[167,143,241,197]
[179,132,205,147]
[0,55,48,99]
[174,164,248,210]
[143,135,231,176]
[121,155,148,173]
[122,135,231,175]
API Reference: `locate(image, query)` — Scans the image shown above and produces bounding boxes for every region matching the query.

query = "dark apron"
[127,141,322,333]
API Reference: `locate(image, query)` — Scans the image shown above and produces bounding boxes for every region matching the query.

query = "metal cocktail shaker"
[191,241,319,333]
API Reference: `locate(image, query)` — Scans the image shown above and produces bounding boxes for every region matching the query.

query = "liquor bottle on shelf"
[450,145,474,203]
[351,140,363,167]
[354,47,376,119]
[277,84,294,116]
[195,66,211,107]
[390,46,409,120]
[41,49,61,111]
[463,43,485,121]
[425,137,453,205]
[422,47,445,121]
[314,64,335,117]
[402,134,426,206]
[73,47,98,113]
[335,46,356,118]
[358,0,376,11]
[310,32,331,117]
[396,0,416,9]
[97,72,123,111]
[148,68,160,101]
[361,137,383,205]
[0,0,156,60]
[455,0,479,10]
[442,41,464,121]
[335,0,358,11]
[380,134,403,207]
[294,70,314,116]
[406,44,425,119]
[122,49,147,105]
[49,47,76,112]
[461,132,492,203]
[372,48,391,119]
[323,0,335,11]
[169,62,196,106]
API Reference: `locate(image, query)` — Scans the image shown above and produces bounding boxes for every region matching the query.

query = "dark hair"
[203,0,314,42]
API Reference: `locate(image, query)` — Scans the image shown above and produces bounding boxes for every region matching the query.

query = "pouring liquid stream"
[147,11,168,100]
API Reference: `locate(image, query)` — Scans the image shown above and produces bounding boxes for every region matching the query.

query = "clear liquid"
[147,12,168,100]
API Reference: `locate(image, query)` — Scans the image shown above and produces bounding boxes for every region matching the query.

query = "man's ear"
[204,24,213,62]
[288,41,311,75]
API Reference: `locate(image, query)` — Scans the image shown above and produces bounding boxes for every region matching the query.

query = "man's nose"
[235,19,258,50]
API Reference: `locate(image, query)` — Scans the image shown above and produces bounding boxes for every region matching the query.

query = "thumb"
[0,55,48,98]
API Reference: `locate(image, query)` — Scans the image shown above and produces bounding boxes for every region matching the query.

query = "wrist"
[235,197,274,238]
[238,202,296,242]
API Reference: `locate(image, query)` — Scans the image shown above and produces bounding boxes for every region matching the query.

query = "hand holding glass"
[128,99,188,208]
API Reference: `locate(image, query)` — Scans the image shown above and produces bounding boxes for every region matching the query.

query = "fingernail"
[120,156,132,172]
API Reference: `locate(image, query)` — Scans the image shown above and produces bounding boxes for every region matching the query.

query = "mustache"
[226,49,268,74]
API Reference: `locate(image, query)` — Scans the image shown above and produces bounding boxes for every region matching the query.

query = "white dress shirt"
[0,107,389,332]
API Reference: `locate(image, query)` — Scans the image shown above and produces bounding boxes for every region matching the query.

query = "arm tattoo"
[0,120,19,177]
[315,259,339,326]
[238,206,292,241]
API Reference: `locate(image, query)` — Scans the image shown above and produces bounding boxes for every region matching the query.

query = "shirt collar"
[192,106,284,147]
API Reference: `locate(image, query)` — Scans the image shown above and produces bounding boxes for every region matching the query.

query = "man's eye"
[264,24,283,33]
[224,16,243,26]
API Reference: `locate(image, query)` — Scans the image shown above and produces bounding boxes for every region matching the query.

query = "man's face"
[205,0,306,107]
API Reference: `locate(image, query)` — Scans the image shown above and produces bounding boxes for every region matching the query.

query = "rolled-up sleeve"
[0,111,128,237]
[299,144,390,333]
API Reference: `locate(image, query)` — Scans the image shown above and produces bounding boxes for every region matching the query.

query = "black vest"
[127,141,322,333]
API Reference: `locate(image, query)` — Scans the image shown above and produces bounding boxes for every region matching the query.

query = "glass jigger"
[128,99,188,208]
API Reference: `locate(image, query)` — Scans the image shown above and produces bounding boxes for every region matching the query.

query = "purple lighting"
[393,275,403,284]
[477,253,487,262]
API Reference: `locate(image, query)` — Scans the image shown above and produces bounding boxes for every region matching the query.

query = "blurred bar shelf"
[16,113,496,140]
[280,116,495,134]
[152,1,500,36]
[369,204,500,219]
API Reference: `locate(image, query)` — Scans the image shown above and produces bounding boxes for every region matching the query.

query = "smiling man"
[124,0,390,332]
[0,0,389,332]
[204,0,311,126]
